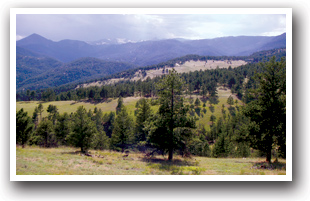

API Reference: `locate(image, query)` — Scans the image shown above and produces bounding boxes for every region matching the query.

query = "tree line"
[18,61,263,104]
[16,57,286,162]
[16,48,285,101]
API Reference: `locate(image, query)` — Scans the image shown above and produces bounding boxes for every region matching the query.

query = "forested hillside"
[16,55,286,164]
[16,57,136,92]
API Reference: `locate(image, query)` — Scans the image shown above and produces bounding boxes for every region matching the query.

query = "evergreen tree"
[227,95,234,106]
[135,98,152,142]
[243,57,286,163]
[36,119,56,147]
[147,69,196,160]
[55,112,71,145]
[116,96,124,115]
[47,104,58,125]
[111,106,134,152]
[32,106,39,127]
[16,108,34,148]
[38,103,43,122]
[92,109,109,150]
[194,98,201,107]
[68,106,97,153]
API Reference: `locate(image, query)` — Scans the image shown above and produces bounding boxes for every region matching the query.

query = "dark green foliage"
[227,95,234,106]
[38,103,43,122]
[111,106,134,152]
[16,108,34,147]
[92,108,110,150]
[116,97,124,115]
[41,89,56,102]
[68,106,97,153]
[102,112,115,138]
[212,132,234,158]
[210,115,216,123]
[194,98,201,107]
[35,119,57,147]
[202,107,207,114]
[32,106,39,127]
[208,95,219,105]
[195,107,201,117]
[189,127,211,157]
[235,142,251,158]
[243,57,286,162]
[17,57,136,92]
[135,98,152,142]
[209,104,215,113]
[92,130,110,150]
[228,106,236,116]
[147,69,196,160]
[55,113,71,146]
[47,104,59,124]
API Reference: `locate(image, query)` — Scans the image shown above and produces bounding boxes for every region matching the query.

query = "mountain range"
[17,33,286,66]
[16,33,286,92]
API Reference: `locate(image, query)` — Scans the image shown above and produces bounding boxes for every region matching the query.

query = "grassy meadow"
[16,87,267,176]
[16,146,286,175]
[16,87,240,132]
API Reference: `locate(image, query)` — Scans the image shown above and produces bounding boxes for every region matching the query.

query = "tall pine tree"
[148,69,196,160]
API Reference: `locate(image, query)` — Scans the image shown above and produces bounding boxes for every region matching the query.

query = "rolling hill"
[17,57,136,91]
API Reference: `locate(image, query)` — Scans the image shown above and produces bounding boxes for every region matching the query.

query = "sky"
[16,14,286,42]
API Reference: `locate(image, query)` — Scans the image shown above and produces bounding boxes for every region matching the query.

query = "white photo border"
[10,7,292,181]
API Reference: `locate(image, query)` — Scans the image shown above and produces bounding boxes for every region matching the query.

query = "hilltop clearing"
[78,59,247,88]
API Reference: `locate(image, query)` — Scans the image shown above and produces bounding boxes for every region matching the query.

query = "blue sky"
[16,14,286,42]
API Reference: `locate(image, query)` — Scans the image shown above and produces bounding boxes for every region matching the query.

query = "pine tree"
[16,108,34,148]
[111,106,134,152]
[36,119,55,147]
[135,98,152,142]
[243,57,286,163]
[147,69,196,160]
[68,106,97,153]
[116,96,124,115]
[38,103,43,122]
[55,112,71,145]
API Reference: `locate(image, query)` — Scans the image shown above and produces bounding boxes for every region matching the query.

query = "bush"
[189,137,211,157]
[211,132,234,158]
[235,142,250,157]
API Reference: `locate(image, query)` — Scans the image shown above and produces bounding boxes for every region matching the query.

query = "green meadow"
[16,88,240,131]
[16,146,286,175]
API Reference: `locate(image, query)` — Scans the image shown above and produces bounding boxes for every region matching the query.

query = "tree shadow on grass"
[73,98,113,105]
[252,161,286,170]
[141,157,202,174]
[61,151,82,155]
[141,157,195,167]
[235,160,286,170]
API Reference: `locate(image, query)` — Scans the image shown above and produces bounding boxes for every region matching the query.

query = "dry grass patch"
[16,146,286,175]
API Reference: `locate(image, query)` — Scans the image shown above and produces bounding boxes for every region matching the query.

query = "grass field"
[16,146,286,175]
[16,87,240,132]
[16,96,144,119]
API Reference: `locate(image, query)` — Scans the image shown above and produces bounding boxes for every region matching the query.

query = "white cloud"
[16,14,286,42]
[16,34,26,41]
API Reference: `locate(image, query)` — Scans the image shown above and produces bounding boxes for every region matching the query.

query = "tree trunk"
[168,148,173,161]
[266,149,271,163]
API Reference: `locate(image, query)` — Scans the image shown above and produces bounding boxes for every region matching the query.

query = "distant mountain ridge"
[16,33,286,92]
[17,33,286,66]
[16,56,136,92]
